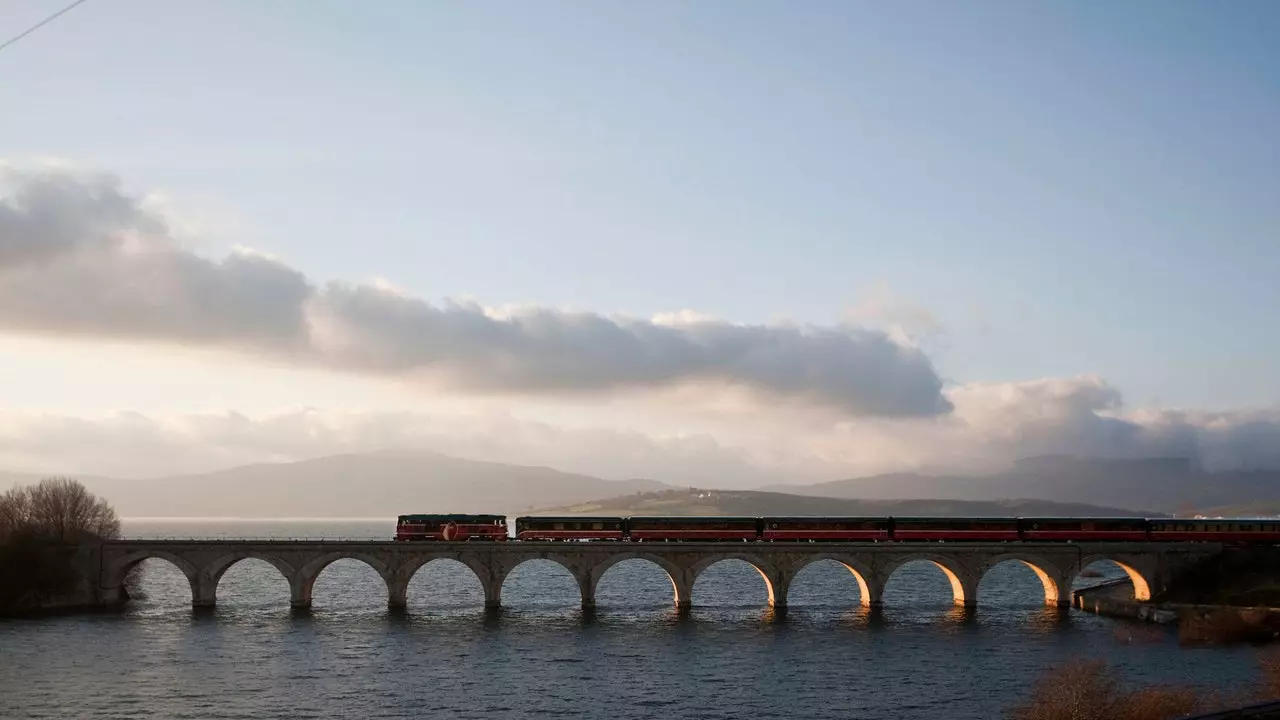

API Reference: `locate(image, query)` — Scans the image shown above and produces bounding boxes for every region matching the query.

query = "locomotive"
[394,514,1280,543]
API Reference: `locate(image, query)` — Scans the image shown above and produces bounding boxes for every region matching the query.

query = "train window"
[592,523,603,530]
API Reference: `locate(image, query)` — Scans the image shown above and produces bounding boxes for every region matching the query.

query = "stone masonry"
[99,540,1223,612]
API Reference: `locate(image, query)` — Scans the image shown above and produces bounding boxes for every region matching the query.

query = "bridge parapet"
[100,540,1223,613]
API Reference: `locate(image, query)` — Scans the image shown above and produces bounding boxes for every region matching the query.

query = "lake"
[0,519,1262,719]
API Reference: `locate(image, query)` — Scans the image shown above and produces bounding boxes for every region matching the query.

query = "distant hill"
[535,488,1160,518]
[6,451,1277,519]
[761,456,1280,514]
[68,451,670,518]
[1191,502,1280,519]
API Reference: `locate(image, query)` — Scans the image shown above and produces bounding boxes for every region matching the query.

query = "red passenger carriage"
[1019,518,1149,542]
[515,516,624,541]
[762,517,890,541]
[1147,518,1280,543]
[891,517,1021,542]
[627,516,759,542]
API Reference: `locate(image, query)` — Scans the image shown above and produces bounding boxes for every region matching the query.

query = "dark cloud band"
[0,167,952,417]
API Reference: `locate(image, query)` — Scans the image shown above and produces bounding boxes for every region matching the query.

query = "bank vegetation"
[0,477,121,615]
[1008,651,1280,720]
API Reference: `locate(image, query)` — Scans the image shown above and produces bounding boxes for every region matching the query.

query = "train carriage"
[395,514,508,541]
[627,516,760,542]
[515,516,624,541]
[762,517,890,542]
[1018,517,1149,542]
[891,517,1021,542]
[1148,518,1280,543]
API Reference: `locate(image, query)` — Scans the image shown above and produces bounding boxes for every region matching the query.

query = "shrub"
[1007,660,1203,720]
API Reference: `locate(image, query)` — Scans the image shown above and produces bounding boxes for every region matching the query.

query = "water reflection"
[1,520,1261,720]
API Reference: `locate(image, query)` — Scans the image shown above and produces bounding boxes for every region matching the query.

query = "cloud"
[801,376,1280,475]
[0,378,1276,482]
[0,166,950,417]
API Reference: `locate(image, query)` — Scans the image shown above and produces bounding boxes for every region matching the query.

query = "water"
[0,520,1263,719]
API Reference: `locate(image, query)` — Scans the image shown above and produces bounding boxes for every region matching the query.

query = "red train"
[395,514,508,541]
[395,514,1280,543]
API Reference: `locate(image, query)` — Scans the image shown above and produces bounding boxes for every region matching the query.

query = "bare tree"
[0,478,119,542]
[0,485,34,539]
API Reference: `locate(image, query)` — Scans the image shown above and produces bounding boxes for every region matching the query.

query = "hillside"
[70,451,670,517]
[762,456,1280,514]
[536,488,1160,518]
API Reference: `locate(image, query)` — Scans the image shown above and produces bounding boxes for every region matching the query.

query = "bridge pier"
[386,576,409,610]
[861,576,885,608]
[483,577,503,610]
[576,570,597,610]
[192,576,217,609]
[289,575,312,611]
[768,570,793,609]
[671,570,694,611]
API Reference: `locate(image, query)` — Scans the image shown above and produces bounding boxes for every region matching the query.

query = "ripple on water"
[0,525,1266,719]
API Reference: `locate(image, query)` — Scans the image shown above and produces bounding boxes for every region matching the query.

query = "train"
[394,514,1280,543]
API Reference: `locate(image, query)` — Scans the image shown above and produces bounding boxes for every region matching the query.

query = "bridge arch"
[688,553,781,608]
[496,555,588,609]
[881,553,976,608]
[1074,555,1153,602]
[395,555,492,609]
[205,551,295,586]
[786,555,879,607]
[104,550,200,604]
[977,553,1070,607]
[589,553,688,610]
[293,552,395,610]
[202,552,295,608]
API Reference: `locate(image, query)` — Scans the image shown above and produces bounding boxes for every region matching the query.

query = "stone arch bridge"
[100,540,1222,612]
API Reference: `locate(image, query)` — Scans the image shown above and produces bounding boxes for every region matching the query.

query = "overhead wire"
[0,0,94,55]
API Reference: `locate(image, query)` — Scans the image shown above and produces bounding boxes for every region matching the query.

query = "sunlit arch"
[883,555,971,607]
[788,555,876,607]
[689,554,778,607]
[1076,556,1152,601]
[978,554,1065,607]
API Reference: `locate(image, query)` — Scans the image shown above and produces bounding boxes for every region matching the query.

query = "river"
[0,519,1263,719]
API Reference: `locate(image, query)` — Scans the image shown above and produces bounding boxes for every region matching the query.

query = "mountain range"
[34,451,667,518]
[762,456,1280,515]
[3,451,1278,518]
[539,488,1159,519]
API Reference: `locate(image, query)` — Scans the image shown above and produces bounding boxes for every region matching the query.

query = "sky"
[0,1,1277,483]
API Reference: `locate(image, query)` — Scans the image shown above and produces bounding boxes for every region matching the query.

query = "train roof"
[626,515,758,521]
[890,516,1022,521]
[397,513,507,520]
[514,515,624,521]
[762,516,889,520]
[1015,516,1149,521]
[1148,516,1280,522]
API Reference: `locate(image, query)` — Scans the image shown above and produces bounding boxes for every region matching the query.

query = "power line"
[0,0,94,55]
